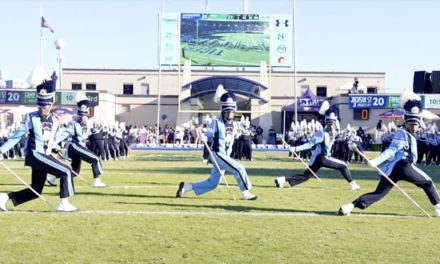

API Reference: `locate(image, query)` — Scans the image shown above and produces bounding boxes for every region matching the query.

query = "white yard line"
[0,209,423,219]
[78,210,422,219]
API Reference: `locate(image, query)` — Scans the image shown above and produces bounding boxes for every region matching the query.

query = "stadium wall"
[59,69,386,136]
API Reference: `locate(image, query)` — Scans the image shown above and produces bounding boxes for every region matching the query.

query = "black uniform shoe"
[176,182,185,198]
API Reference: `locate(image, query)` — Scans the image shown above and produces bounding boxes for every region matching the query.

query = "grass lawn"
[0,150,439,263]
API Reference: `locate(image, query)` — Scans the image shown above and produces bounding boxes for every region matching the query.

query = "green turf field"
[0,150,439,263]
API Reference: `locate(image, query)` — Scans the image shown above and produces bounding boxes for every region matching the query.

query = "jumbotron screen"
[180,13,270,67]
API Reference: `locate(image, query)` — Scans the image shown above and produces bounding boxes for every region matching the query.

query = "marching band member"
[339,90,440,216]
[177,85,257,200]
[53,91,106,188]
[0,80,77,212]
[275,101,360,191]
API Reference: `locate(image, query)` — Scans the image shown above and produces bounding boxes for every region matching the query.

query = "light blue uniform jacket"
[0,112,58,156]
[370,128,419,176]
[294,129,333,165]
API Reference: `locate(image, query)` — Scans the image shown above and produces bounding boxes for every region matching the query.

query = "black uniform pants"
[68,143,103,179]
[286,154,353,187]
[9,151,75,206]
[353,159,440,209]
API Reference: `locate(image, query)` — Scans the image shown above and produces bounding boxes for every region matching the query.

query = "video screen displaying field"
[180,13,270,66]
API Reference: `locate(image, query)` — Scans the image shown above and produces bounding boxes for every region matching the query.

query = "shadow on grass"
[106,167,384,183]
[108,165,440,184]
[251,183,325,189]
[116,181,182,186]
[73,190,230,201]
[114,201,341,216]
[7,165,440,186]
[74,191,173,199]
[113,202,426,218]
[109,167,210,175]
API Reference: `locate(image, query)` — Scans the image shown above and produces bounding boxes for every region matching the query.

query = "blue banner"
[298,98,322,109]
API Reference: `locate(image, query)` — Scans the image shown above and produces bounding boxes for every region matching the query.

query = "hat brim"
[325,117,337,124]
[221,106,236,112]
[37,97,54,107]
[404,113,421,125]
[405,119,421,125]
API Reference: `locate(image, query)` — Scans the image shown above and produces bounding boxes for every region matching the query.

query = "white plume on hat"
[27,65,48,88]
[318,100,330,115]
[319,100,337,124]
[76,91,88,103]
[213,84,237,112]
[213,84,227,103]
[401,88,423,124]
[400,89,421,109]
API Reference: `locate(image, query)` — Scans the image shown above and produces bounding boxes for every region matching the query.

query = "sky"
[1,0,440,93]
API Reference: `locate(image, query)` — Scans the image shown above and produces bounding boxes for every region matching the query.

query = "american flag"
[41,16,54,33]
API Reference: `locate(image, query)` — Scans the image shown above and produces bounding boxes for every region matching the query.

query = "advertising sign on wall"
[0,90,99,106]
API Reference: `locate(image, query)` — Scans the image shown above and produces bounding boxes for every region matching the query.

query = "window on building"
[86,83,96,90]
[121,104,131,112]
[367,87,377,94]
[353,109,369,120]
[300,85,309,96]
[72,83,82,90]
[123,84,134,95]
[316,86,327,97]
[141,83,150,95]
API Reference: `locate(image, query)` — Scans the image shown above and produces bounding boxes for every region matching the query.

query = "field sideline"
[0,150,439,263]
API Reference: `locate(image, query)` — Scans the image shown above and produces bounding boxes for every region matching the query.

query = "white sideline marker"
[1,210,423,219]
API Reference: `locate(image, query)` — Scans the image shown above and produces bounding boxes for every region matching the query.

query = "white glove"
[367,158,378,168]
[348,142,357,151]
[289,146,296,153]
[200,134,207,143]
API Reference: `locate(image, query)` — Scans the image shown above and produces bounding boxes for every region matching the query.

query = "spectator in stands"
[255,125,263,144]
[267,126,276,145]
[357,126,365,140]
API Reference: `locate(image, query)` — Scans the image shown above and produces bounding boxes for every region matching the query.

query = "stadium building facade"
[60,68,388,135]
[0,68,392,138]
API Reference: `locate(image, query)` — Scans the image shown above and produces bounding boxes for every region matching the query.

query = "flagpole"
[292,0,298,125]
[156,0,164,144]
[40,0,44,67]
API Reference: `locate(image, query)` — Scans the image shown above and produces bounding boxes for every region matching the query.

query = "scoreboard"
[348,95,400,109]
[0,90,99,106]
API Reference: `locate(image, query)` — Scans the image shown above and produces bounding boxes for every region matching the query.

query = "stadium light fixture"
[54,38,66,90]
